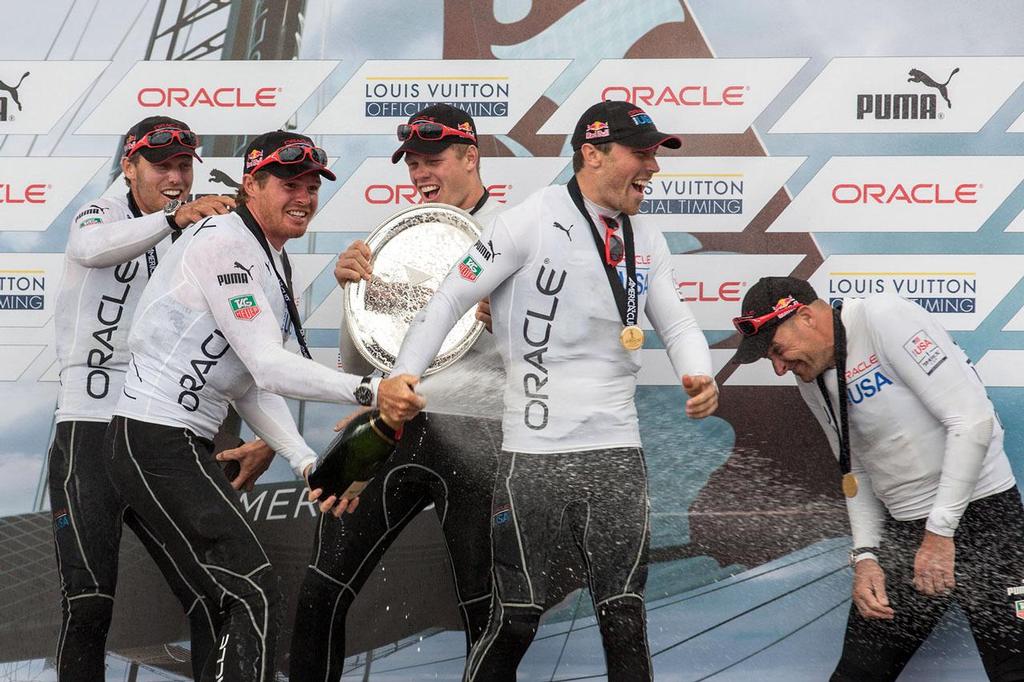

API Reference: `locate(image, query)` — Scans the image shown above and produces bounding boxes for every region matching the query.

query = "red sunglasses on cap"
[248,143,329,175]
[732,296,805,336]
[124,128,198,158]
[397,120,476,143]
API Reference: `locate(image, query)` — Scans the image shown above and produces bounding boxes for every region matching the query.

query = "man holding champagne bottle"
[290,104,521,681]
[104,131,423,681]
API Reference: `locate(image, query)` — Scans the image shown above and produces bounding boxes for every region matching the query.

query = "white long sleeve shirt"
[391,184,713,454]
[55,195,173,423]
[796,294,1014,547]
[114,206,370,475]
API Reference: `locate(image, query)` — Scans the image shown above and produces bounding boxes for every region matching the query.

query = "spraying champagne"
[307,410,401,500]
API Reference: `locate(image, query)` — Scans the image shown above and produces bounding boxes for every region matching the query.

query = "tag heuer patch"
[230,294,261,320]
[1015,599,1024,620]
[903,330,946,375]
[458,255,482,282]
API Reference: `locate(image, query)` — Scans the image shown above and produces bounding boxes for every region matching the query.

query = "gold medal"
[842,472,858,498]
[620,325,644,351]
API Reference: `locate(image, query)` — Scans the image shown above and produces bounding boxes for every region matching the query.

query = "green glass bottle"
[307,409,401,500]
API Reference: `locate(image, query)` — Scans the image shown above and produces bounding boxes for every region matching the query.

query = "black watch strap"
[355,375,374,406]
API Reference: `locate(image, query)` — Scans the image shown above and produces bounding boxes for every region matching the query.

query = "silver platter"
[343,203,485,376]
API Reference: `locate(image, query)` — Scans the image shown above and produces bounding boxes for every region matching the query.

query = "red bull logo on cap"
[245,149,263,171]
[585,120,610,140]
[458,121,473,134]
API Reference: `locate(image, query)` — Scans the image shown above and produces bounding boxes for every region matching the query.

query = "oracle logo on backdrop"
[363,183,510,206]
[135,86,278,109]
[770,156,1024,233]
[76,60,338,135]
[0,183,47,204]
[0,158,108,232]
[600,84,746,108]
[540,58,806,134]
[677,279,745,303]
[830,182,978,205]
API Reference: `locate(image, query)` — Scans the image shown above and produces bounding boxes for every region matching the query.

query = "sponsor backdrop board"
[2,1,1024,680]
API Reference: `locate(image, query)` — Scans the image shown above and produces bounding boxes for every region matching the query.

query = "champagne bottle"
[307,410,401,500]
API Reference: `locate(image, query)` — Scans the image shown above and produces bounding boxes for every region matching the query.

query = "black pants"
[106,416,282,682]
[289,413,504,681]
[48,420,218,681]
[832,486,1024,681]
[465,447,652,682]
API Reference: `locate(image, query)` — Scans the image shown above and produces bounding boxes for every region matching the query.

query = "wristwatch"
[848,547,880,567]
[354,375,374,406]
[163,199,183,230]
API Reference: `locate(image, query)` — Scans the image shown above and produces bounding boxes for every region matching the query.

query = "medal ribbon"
[236,203,312,360]
[566,177,638,329]
[468,187,489,216]
[815,301,852,481]
[126,192,162,277]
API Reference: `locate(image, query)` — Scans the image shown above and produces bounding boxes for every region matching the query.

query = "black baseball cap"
[731,276,820,364]
[122,116,201,163]
[243,130,336,181]
[571,100,682,152]
[391,103,478,164]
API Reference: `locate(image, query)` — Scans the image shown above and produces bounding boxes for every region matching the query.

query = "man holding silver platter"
[389,100,719,681]
[290,104,523,680]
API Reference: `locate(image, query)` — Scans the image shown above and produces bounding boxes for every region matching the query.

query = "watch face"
[164,199,182,215]
[355,384,373,406]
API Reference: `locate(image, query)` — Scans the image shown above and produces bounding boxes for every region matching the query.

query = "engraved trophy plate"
[344,203,485,376]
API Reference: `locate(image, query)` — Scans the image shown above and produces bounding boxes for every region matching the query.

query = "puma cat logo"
[553,221,573,241]
[908,67,959,109]
[0,71,29,112]
[209,168,241,190]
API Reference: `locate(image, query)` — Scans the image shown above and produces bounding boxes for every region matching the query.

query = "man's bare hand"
[216,438,274,491]
[334,240,372,286]
[334,406,372,432]
[304,464,361,518]
[852,559,895,619]
[475,298,492,333]
[682,375,718,419]
[377,374,426,426]
[174,194,235,229]
[914,531,956,596]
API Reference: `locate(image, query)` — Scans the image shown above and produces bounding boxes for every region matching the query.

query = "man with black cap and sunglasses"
[289,103,513,680]
[47,115,242,680]
[731,276,1024,681]
[105,130,424,681]
[388,100,718,681]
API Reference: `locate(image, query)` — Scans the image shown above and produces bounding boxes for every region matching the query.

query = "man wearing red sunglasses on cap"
[104,130,423,681]
[46,115,242,681]
[731,276,1024,681]
[389,100,718,681]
